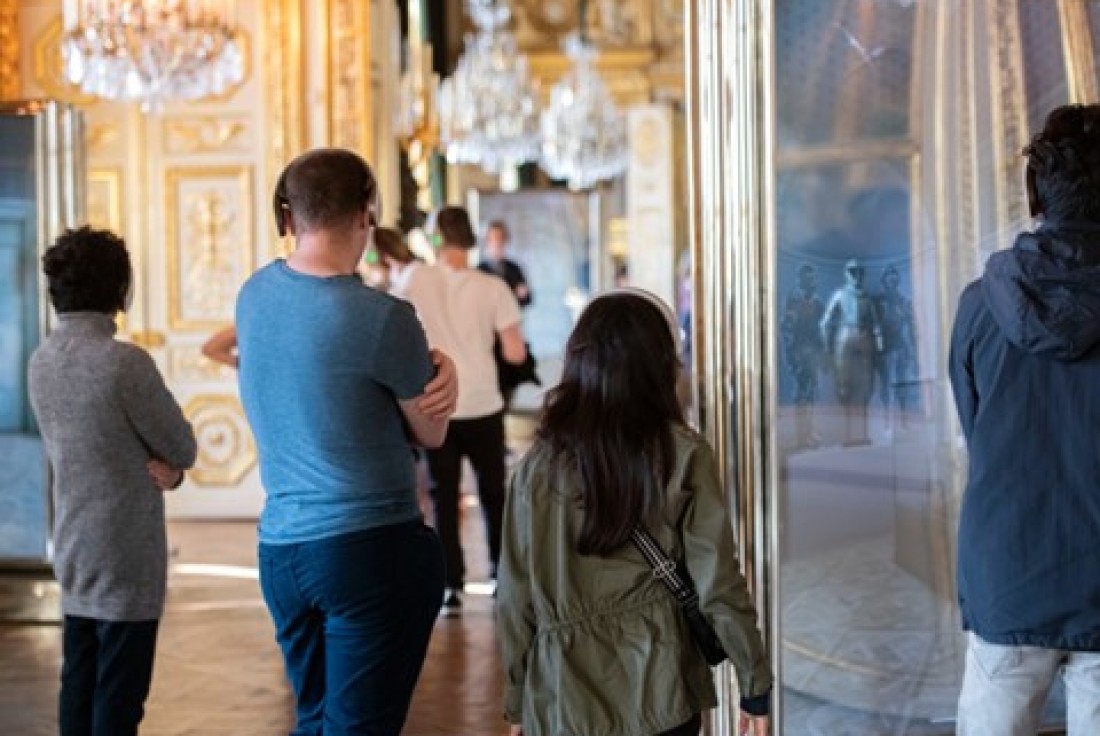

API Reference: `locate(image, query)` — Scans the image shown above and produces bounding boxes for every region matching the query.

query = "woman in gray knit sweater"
[28,227,197,736]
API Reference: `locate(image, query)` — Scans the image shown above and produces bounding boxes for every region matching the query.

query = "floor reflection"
[778,408,1066,734]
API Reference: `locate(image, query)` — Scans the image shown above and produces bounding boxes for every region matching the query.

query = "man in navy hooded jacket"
[950,104,1100,735]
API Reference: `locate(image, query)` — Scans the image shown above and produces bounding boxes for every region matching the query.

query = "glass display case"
[688,1,1094,733]
[0,101,83,569]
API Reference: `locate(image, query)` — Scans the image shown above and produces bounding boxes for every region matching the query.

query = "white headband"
[603,287,684,355]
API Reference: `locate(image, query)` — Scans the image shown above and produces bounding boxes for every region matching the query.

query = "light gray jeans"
[957,632,1100,735]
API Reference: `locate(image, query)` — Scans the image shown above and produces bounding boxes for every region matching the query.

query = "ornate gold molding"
[0,0,17,100]
[777,141,919,169]
[328,0,372,153]
[33,17,98,106]
[517,0,654,49]
[265,0,306,255]
[87,168,123,232]
[516,0,682,103]
[183,395,257,487]
[528,48,657,106]
[165,117,250,154]
[128,330,167,349]
[165,166,255,331]
[86,123,120,154]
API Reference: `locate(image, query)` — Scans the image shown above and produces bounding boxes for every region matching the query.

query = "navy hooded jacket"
[949,223,1100,650]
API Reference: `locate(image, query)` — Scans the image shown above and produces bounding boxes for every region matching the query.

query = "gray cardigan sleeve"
[119,347,198,470]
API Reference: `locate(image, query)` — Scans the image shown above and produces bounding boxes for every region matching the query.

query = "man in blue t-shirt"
[236,149,457,735]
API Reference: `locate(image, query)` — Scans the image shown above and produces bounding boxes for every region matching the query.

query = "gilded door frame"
[686,1,775,733]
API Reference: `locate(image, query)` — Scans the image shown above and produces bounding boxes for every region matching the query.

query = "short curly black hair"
[1024,104,1100,221]
[43,227,131,314]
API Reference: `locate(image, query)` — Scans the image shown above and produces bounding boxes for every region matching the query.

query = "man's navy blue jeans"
[259,520,444,736]
[59,616,159,736]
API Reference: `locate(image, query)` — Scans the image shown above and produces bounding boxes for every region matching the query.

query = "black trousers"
[658,714,702,736]
[60,615,159,736]
[426,411,506,589]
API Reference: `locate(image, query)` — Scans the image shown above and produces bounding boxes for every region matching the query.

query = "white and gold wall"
[6,0,401,517]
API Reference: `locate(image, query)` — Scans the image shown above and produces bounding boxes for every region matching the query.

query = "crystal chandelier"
[61,1,245,114]
[436,0,541,173]
[540,34,628,190]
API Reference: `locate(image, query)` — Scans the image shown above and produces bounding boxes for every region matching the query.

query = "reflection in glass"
[772,1,1091,732]
[0,115,46,562]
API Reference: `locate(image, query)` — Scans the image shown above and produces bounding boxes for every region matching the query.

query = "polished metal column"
[686,1,775,733]
[0,100,84,578]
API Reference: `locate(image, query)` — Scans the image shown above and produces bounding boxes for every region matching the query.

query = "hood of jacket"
[981,222,1100,360]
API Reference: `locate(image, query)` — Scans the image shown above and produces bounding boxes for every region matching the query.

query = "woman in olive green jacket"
[497,291,772,736]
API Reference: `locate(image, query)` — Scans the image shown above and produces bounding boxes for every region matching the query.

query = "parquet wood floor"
[0,509,508,735]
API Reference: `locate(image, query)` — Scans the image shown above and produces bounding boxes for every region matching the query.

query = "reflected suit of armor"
[820,260,883,445]
[781,264,825,448]
[875,265,918,426]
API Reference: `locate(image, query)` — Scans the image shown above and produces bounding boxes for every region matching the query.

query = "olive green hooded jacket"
[497,425,772,736]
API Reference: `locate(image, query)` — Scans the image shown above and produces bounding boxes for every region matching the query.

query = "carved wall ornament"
[165,166,254,331]
[519,0,653,48]
[165,118,249,154]
[85,123,120,153]
[516,0,681,103]
[183,395,256,487]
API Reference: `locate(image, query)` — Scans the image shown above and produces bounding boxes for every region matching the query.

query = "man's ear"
[284,210,298,236]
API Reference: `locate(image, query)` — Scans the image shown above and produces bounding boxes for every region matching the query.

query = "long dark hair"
[538,292,684,556]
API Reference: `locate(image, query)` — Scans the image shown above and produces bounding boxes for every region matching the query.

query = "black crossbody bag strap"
[630,528,728,666]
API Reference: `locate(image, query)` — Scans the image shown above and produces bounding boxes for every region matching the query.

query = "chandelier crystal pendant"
[436,0,542,173]
[61,0,245,114]
[539,34,628,190]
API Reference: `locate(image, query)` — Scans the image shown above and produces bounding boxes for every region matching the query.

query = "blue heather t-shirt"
[236,261,434,544]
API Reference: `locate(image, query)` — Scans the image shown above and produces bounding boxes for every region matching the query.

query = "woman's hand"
[147,459,184,491]
[739,713,769,736]
[417,349,458,420]
[508,725,523,736]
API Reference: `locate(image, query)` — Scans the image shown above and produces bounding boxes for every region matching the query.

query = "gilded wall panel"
[264,0,305,255]
[87,168,123,232]
[32,17,97,106]
[165,166,254,331]
[165,117,251,155]
[329,0,372,153]
[183,395,257,487]
[86,122,121,155]
[518,0,652,48]
[515,0,681,103]
[0,0,17,100]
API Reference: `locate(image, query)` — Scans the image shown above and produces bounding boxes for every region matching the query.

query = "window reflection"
[0,114,48,563]
[772,1,1095,731]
